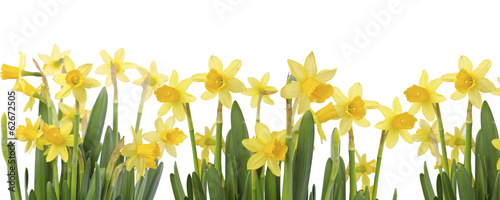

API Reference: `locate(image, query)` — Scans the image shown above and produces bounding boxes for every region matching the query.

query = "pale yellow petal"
[287,59,307,82]
[267,158,281,176]
[223,59,242,78]
[417,142,430,156]
[280,82,302,99]
[201,90,216,100]
[400,130,414,144]
[247,152,267,170]
[476,78,495,93]
[354,118,370,127]
[262,95,274,105]
[170,70,179,87]
[408,103,421,116]
[165,144,177,158]
[100,50,113,65]
[492,139,500,150]
[209,56,223,72]
[339,117,353,136]
[451,91,466,100]
[255,123,272,143]
[55,85,72,99]
[332,87,348,105]
[421,103,435,121]
[458,55,473,72]
[58,102,73,115]
[419,70,428,87]
[158,103,172,116]
[73,86,87,103]
[250,95,259,108]
[248,77,260,88]
[260,72,270,86]
[78,64,93,78]
[441,73,457,82]
[242,138,265,152]
[297,93,310,115]
[192,73,207,82]
[364,100,379,109]
[82,78,101,88]
[392,97,402,114]
[426,78,443,91]
[116,72,130,83]
[473,59,491,78]
[304,52,317,77]
[386,131,399,149]
[375,119,391,130]
[96,64,110,75]
[172,103,186,121]
[348,83,363,99]
[468,89,482,109]
[143,132,161,143]
[63,56,75,71]
[226,78,245,93]
[114,48,125,63]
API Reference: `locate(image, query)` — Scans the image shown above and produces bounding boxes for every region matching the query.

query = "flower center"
[65,70,83,88]
[1,64,20,80]
[205,69,225,93]
[160,128,185,145]
[301,78,333,103]
[346,96,366,120]
[455,69,474,93]
[136,142,161,168]
[154,85,180,102]
[404,85,429,102]
[264,139,288,161]
[45,125,64,145]
[316,102,339,123]
[391,112,417,130]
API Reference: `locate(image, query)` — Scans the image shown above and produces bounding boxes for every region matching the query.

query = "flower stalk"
[71,101,80,200]
[256,93,263,123]
[111,62,119,147]
[135,74,149,133]
[433,103,449,175]
[348,128,356,200]
[465,101,473,178]
[215,100,223,178]
[372,130,388,200]
[283,97,293,200]
[184,103,199,175]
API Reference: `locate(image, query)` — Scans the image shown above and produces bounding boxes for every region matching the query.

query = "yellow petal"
[378,105,394,119]
[169,70,179,87]
[165,144,177,158]
[421,103,435,121]
[255,123,272,143]
[280,82,301,99]
[242,138,265,152]
[247,152,267,170]
[248,77,260,88]
[73,87,87,103]
[158,103,172,116]
[177,78,193,92]
[492,139,500,150]
[408,103,421,116]
[287,59,306,82]
[100,50,112,65]
[262,95,274,105]
[260,72,270,86]
[417,142,429,156]
[58,102,73,115]
[332,87,348,105]
[473,59,491,77]
[38,54,52,64]
[179,92,196,103]
[116,72,130,83]
[497,159,500,170]
[304,52,317,77]
[218,89,232,109]
[58,145,68,162]
[375,119,391,130]
[364,100,379,109]
[226,78,245,93]
[451,91,466,100]
[348,83,363,99]
[315,69,337,83]
[267,157,281,176]
[458,55,473,72]
[250,95,259,108]
[143,132,161,142]
[468,89,482,109]
[83,78,101,88]
[386,131,399,149]
[209,56,223,72]
[426,78,442,91]
[55,85,72,99]
[223,59,242,78]
[172,102,186,121]
[96,64,110,75]
[121,62,138,69]
[441,73,457,82]
[114,48,125,63]
[191,73,207,82]
[354,118,370,127]
[339,117,353,136]
[297,93,310,115]
[45,146,57,162]
[419,70,428,87]
[201,90,216,100]
[63,56,75,71]
[78,64,93,78]
[121,144,137,157]
[476,78,495,93]
[400,130,414,144]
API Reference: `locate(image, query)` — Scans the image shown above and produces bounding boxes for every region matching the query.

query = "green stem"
[252,169,258,200]
[71,101,80,200]
[325,129,340,200]
[21,70,42,77]
[113,102,118,147]
[434,103,449,176]
[52,160,60,200]
[184,103,199,175]
[215,101,223,179]
[256,93,263,123]
[134,112,142,134]
[372,130,388,200]
[283,98,293,200]
[348,128,356,200]
[465,101,473,179]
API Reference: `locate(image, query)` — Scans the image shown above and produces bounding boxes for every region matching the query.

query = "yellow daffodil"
[1,52,29,91]
[192,56,245,109]
[375,97,416,148]
[280,52,337,114]
[242,123,287,176]
[58,102,91,129]
[412,120,440,156]
[24,83,43,112]
[96,48,139,87]
[38,44,70,76]
[305,102,339,143]
[492,139,500,169]
[441,56,496,108]
[195,123,225,162]
[14,117,44,153]
[121,126,161,180]
[39,123,82,162]
[54,56,101,103]
[155,70,196,121]
[241,72,277,108]
[133,61,169,100]
[404,70,446,121]
[492,78,500,96]
[346,151,376,191]
[445,123,475,162]
[333,83,379,135]
[143,116,187,158]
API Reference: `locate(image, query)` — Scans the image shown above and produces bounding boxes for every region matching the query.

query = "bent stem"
[71,101,80,200]
[434,103,449,176]
[184,103,199,175]
[372,130,388,200]
[465,101,473,179]
[348,128,356,200]
[215,101,223,179]
[283,98,293,200]
[256,93,263,123]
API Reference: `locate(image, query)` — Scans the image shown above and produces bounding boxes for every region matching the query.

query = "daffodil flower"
[38,44,70,76]
[241,72,277,108]
[96,48,139,87]
[280,52,337,114]
[333,83,379,135]
[24,83,43,112]
[445,123,475,162]
[346,151,376,192]
[192,56,246,109]
[143,116,187,158]
[154,70,196,121]
[412,120,440,156]
[441,56,496,108]
[54,56,101,103]
[1,52,30,91]
[39,123,82,162]
[375,97,416,148]
[121,126,161,180]
[404,70,446,121]
[14,117,44,153]
[133,61,169,100]
[492,139,500,169]
[299,102,339,143]
[195,123,223,162]
[242,123,287,176]
[58,102,91,129]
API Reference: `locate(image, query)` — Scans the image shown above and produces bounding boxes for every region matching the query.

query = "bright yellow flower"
[195,123,223,162]
[445,123,474,162]
[192,56,246,109]
[346,151,376,191]
[280,52,337,114]
[306,102,340,143]
[155,70,196,121]
[492,139,500,169]
[38,44,70,76]
[121,126,161,180]
[96,48,139,87]
[58,102,91,130]
[333,83,379,135]
[39,123,82,162]
[53,56,101,103]
[412,120,440,156]
[242,123,287,176]
[14,117,44,153]
[24,83,43,112]
[404,70,446,121]
[492,77,500,96]
[1,52,29,91]
[441,56,496,108]
[375,97,416,148]
[133,61,169,100]
[143,116,187,159]
[241,72,277,108]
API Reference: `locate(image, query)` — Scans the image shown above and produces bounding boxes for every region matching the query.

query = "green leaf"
[171,162,186,200]
[309,184,316,200]
[456,165,474,200]
[224,155,237,200]
[144,162,164,200]
[187,175,194,200]
[242,172,251,200]
[96,164,103,200]
[420,162,436,200]
[83,87,108,168]
[293,111,315,200]
[478,101,499,194]
[25,168,29,199]
[113,170,124,200]
[265,166,280,200]
[100,126,114,168]
[79,158,93,200]
[450,159,457,194]
[392,189,397,200]
[228,101,251,195]
[46,181,57,200]
[36,101,50,200]
[436,174,442,200]
[61,181,70,200]
[321,158,333,200]
[491,171,500,200]
[474,156,487,200]
[440,172,456,200]
[29,189,37,200]
[207,165,224,200]
[364,185,370,200]
[191,172,207,200]
[333,157,346,200]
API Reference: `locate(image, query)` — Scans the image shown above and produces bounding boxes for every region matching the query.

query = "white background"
[1,0,500,199]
